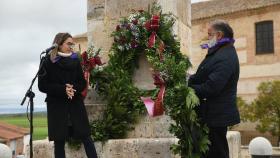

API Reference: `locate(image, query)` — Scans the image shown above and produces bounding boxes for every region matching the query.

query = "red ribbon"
[141,72,165,117]
[148,32,156,48]
[80,51,103,99]
[153,72,165,116]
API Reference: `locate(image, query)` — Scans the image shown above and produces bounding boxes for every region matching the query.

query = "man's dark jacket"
[189,43,240,127]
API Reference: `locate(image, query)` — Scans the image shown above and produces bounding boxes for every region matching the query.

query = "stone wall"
[191,5,280,102]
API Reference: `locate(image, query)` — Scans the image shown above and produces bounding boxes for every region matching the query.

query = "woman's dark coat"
[38,55,90,141]
[189,44,240,127]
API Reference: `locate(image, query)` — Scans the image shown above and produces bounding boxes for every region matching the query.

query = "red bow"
[145,15,160,48]
[145,15,160,31]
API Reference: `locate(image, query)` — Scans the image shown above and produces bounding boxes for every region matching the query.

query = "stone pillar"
[86,0,192,137]
[157,0,192,55]
[85,0,192,156]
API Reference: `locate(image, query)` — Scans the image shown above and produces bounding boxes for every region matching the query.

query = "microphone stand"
[20,51,48,158]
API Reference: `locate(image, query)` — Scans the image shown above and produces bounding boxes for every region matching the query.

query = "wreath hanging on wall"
[82,4,209,158]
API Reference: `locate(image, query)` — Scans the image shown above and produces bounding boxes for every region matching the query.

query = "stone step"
[25,138,179,158]
[25,131,241,158]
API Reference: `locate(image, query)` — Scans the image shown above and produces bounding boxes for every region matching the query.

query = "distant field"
[0,113,48,140]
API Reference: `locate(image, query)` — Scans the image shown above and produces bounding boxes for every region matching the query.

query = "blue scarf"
[53,52,78,63]
[200,38,235,49]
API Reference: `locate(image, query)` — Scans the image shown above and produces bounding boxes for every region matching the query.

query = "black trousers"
[204,126,229,158]
[54,136,98,158]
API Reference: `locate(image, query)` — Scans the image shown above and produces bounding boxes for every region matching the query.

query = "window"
[255,21,274,54]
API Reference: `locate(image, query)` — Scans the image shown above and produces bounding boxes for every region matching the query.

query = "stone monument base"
[25,131,241,158]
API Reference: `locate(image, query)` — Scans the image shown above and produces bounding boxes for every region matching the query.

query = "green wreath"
[89,4,209,158]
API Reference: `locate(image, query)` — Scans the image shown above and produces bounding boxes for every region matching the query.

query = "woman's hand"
[66,84,76,99]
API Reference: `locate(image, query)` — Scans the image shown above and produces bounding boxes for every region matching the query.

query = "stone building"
[73,32,88,53]
[0,122,29,158]
[191,0,280,103]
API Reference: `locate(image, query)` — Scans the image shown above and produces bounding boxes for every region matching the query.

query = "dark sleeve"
[38,58,67,97]
[189,59,233,98]
[72,60,87,93]
[188,74,196,85]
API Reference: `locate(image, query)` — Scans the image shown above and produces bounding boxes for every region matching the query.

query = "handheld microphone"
[41,43,58,54]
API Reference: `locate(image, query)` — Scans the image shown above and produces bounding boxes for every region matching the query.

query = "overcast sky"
[0,0,204,108]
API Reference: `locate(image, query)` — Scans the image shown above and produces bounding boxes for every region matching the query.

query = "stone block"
[84,88,106,105]
[127,115,175,138]
[88,0,105,20]
[132,53,156,90]
[104,0,157,20]
[85,103,106,121]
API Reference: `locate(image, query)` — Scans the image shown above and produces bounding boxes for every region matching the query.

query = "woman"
[38,33,98,158]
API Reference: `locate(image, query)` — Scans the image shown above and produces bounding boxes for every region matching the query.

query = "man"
[188,20,240,158]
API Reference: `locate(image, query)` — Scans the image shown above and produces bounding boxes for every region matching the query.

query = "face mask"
[208,35,217,48]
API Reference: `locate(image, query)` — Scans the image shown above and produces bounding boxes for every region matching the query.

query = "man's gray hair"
[210,20,234,38]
